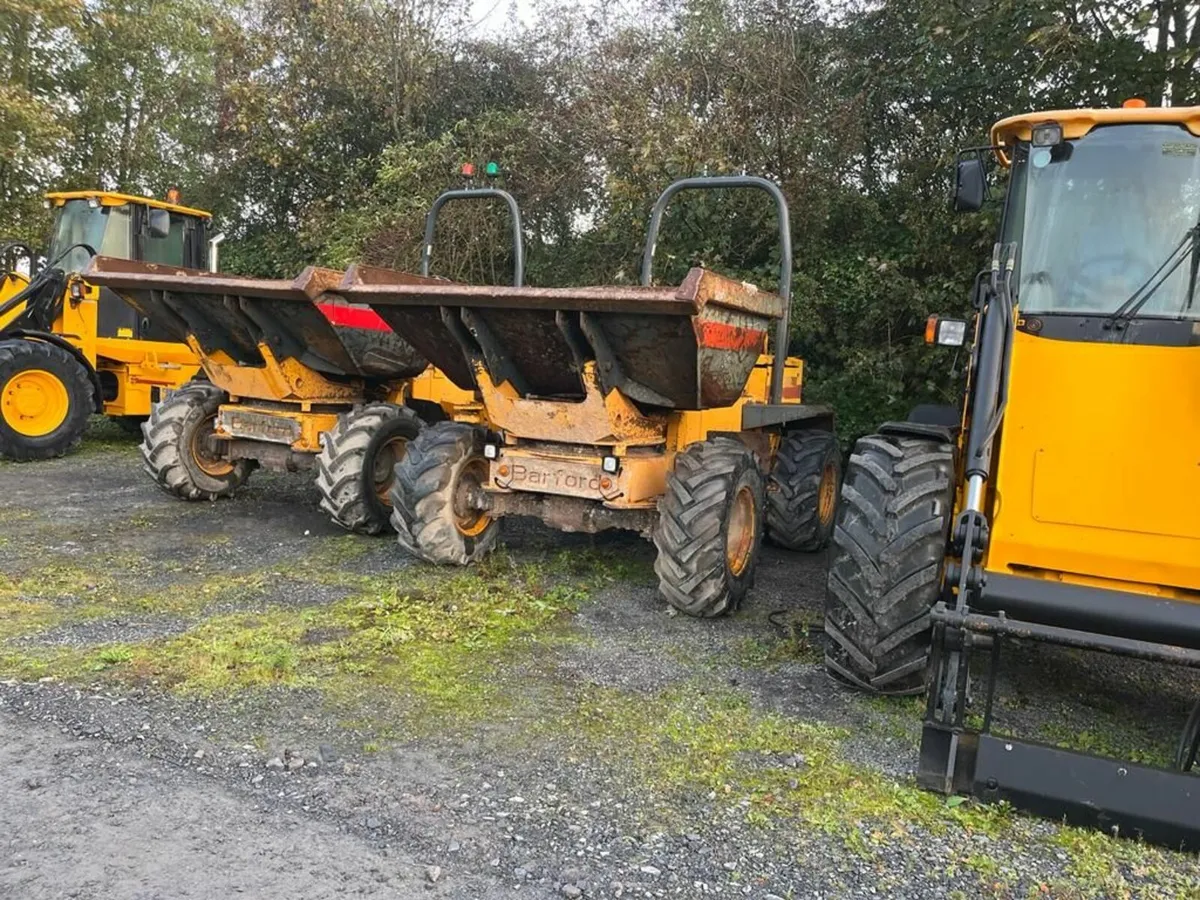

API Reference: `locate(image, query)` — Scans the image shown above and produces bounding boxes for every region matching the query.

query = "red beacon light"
[460,162,477,177]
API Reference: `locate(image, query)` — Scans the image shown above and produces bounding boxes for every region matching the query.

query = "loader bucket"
[82,257,427,381]
[339,265,785,410]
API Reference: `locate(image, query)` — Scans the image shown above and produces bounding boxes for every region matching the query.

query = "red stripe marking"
[318,302,391,332]
[696,320,767,353]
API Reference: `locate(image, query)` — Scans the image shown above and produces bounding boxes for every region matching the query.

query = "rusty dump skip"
[83,257,427,380]
[340,265,785,409]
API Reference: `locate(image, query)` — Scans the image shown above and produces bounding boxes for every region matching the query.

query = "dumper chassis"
[347,176,842,616]
[86,188,518,534]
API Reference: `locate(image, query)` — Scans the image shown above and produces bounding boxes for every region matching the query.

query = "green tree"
[0,0,78,244]
[59,0,222,201]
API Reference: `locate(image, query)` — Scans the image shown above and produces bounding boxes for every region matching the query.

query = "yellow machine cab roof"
[990,105,1200,165]
[44,190,211,219]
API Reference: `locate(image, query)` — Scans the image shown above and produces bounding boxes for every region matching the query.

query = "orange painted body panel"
[983,329,1200,599]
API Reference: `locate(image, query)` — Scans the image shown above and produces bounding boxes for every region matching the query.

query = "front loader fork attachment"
[918,614,1002,795]
[919,494,999,794]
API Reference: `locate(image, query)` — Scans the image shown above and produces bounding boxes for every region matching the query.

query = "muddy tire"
[140,382,251,500]
[766,429,842,552]
[315,403,423,535]
[390,421,499,565]
[0,339,94,461]
[653,437,764,618]
[824,433,954,695]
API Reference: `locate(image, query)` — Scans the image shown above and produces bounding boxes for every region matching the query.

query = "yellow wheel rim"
[190,414,234,477]
[818,461,839,525]
[725,485,757,577]
[1,368,70,437]
[453,457,492,537]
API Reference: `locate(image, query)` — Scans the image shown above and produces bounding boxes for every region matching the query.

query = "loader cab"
[996,121,1200,333]
[47,192,210,273]
[965,109,1200,596]
[829,104,1200,845]
[44,191,212,341]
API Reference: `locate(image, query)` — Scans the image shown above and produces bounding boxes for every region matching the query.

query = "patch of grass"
[1034,719,1172,769]
[50,558,583,719]
[0,597,66,643]
[294,533,374,572]
[0,507,34,525]
[0,562,124,603]
[87,610,306,692]
[730,632,822,670]
[0,646,72,680]
[0,559,297,641]
[314,560,584,723]
[125,571,276,616]
[542,545,656,584]
[1049,827,1200,898]
[544,683,1013,841]
[94,645,134,667]
[962,851,1002,880]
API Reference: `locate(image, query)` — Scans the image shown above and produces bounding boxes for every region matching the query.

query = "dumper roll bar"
[420,188,525,287]
[641,175,793,405]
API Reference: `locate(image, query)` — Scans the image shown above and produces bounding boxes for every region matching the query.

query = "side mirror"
[147,207,171,240]
[953,158,986,213]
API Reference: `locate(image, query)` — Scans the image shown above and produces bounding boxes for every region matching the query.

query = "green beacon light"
[484,161,500,178]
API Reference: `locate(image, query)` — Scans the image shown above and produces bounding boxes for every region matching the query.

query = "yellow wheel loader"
[0,191,204,460]
[824,103,1200,846]
[344,176,842,617]
[84,186,516,535]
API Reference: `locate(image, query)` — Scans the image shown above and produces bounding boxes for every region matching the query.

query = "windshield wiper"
[1106,223,1200,327]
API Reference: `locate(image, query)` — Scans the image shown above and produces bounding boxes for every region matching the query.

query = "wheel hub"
[190,414,234,476]
[453,457,491,537]
[372,436,409,504]
[725,485,757,576]
[1,369,70,437]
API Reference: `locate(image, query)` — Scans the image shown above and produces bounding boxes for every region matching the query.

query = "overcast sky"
[469,0,537,33]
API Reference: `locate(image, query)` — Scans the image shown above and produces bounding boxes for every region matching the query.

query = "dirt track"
[1,420,1198,899]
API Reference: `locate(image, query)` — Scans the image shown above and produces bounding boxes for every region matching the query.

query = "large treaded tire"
[390,421,499,565]
[766,429,842,552]
[139,382,252,501]
[653,437,764,618]
[315,403,423,535]
[0,339,94,461]
[824,433,954,695]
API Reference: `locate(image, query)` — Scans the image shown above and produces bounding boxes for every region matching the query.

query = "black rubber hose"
[0,242,95,328]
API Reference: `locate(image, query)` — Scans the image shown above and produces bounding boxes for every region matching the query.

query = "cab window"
[142,212,189,266]
[48,200,133,273]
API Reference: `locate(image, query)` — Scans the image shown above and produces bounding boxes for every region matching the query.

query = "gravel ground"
[1,420,1198,899]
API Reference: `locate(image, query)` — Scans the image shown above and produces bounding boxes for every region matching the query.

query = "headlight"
[602,455,619,474]
[483,443,498,460]
[1030,122,1062,147]
[925,315,967,347]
